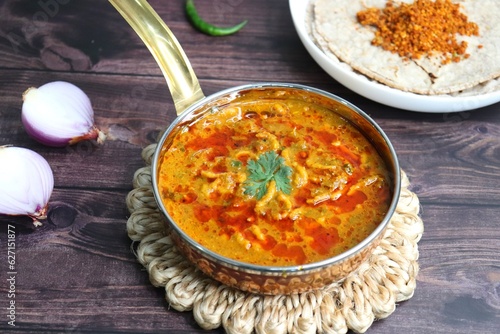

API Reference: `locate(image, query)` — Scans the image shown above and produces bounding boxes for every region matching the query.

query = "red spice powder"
[357,0,480,64]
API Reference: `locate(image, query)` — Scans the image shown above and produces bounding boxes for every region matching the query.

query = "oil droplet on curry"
[158,89,392,267]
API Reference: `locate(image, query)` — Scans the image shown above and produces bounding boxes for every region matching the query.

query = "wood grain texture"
[0,0,499,333]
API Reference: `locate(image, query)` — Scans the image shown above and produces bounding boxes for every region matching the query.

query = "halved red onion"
[21,81,105,147]
[0,146,54,226]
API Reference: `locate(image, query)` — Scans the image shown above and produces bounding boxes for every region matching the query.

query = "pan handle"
[109,0,205,115]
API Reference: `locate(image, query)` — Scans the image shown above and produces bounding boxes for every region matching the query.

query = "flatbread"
[307,0,500,95]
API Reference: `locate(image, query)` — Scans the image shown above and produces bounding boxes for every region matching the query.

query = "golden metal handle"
[109,0,205,115]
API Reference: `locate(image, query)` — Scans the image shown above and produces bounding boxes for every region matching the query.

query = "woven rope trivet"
[126,143,424,334]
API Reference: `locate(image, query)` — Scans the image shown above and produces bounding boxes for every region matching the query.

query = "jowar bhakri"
[307,0,500,95]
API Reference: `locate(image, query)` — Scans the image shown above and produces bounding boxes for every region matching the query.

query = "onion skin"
[0,146,54,226]
[21,81,106,147]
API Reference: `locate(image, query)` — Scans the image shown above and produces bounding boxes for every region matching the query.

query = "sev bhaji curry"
[157,89,392,267]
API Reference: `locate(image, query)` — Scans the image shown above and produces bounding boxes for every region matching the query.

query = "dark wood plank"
[369,203,500,334]
[381,115,500,205]
[0,0,325,84]
[0,189,224,333]
[1,201,498,333]
[0,0,499,333]
[2,69,499,203]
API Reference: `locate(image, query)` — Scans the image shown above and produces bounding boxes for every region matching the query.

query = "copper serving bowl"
[111,0,401,295]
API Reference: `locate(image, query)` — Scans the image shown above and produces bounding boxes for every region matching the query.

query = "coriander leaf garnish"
[231,160,242,168]
[243,151,293,200]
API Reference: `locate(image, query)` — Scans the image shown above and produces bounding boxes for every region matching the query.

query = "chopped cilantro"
[243,151,292,200]
[231,160,242,168]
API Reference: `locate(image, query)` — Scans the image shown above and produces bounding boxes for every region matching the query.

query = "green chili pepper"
[185,0,247,36]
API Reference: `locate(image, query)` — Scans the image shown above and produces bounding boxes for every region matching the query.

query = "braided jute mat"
[126,143,424,334]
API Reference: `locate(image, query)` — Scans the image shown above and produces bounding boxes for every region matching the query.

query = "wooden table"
[1,0,499,333]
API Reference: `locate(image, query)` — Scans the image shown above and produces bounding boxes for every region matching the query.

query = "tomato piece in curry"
[157,89,392,267]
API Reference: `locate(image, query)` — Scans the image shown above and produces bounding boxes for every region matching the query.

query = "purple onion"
[0,146,54,226]
[21,81,105,147]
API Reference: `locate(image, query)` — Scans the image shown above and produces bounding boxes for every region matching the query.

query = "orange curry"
[157,89,391,267]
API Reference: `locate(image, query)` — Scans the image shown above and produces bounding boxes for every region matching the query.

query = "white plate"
[289,0,500,113]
